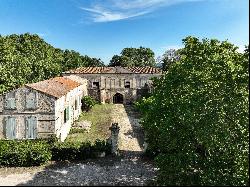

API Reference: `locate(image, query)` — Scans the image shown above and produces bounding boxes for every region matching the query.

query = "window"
[5,117,16,139]
[125,81,130,88]
[5,98,16,110]
[25,116,37,139]
[75,99,78,110]
[64,107,70,123]
[92,82,99,89]
[25,92,37,110]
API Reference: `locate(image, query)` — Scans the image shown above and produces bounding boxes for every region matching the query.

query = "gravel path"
[111,104,144,152]
[0,104,157,186]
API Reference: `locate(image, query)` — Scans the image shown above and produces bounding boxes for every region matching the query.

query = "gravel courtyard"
[0,104,158,186]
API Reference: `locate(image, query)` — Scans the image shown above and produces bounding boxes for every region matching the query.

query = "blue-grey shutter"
[5,117,16,139]
[26,93,36,109]
[26,116,37,139]
[6,98,16,109]
[66,107,69,121]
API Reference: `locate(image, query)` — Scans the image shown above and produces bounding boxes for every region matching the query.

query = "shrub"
[0,139,52,167]
[51,139,111,161]
[81,96,97,112]
[69,128,86,134]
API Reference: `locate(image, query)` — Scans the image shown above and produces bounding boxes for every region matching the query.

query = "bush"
[81,96,97,112]
[0,139,52,167]
[69,128,86,134]
[51,139,111,161]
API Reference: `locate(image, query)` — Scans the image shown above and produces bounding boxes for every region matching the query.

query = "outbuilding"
[0,76,88,141]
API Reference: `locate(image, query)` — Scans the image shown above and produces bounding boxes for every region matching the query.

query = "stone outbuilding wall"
[0,76,88,142]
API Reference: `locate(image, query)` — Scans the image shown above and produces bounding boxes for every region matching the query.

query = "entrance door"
[113,93,124,104]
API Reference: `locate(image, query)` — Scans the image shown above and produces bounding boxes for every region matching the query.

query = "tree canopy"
[157,48,181,71]
[136,36,249,185]
[109,47,156,67]
[0,33,104,94]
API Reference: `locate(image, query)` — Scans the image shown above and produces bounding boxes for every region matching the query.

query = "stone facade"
[0,76,88,141]
[63,66,162,104]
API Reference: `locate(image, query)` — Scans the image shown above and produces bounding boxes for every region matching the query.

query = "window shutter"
[75,99,78,110]
[26,116,37,139]
[66,107,69,121]
[6,98,16,109]
[5,117,16,139]
[26,93,36,109]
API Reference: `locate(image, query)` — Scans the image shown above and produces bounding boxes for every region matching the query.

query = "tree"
[0,33,64,93]
[62,49,82,71]
[0,33,105,94]
[81,55,105,67]
[156,49,181,71]
[136,36,249,185]
[108,47,156,67]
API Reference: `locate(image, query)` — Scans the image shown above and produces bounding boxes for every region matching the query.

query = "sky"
[0,0,249,64]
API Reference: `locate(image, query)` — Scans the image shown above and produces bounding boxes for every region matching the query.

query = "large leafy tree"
[0,33,105,94]
[0,33,64,93]
[137,36,249,185]
[109,47,156,67]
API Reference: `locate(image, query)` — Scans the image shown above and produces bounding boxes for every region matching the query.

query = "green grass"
[65,104,113,144]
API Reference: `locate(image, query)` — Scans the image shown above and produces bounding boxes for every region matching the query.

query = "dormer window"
[125,81,130,88]
[93,82,99,89]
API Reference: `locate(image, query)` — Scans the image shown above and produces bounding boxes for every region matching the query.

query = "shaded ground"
[0,104,158,186]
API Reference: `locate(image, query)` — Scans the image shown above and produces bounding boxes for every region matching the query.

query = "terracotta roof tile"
[125,66,162,74]
[64,66,162,74]
[25,77,81,98]
[65,67,113,74]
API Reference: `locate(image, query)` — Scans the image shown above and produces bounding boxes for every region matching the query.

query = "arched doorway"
[113,93,124,104]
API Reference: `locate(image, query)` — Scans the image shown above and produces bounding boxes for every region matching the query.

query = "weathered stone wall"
[0,86,56,139]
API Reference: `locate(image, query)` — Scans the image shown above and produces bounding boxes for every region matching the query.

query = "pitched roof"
[64,66,162,74]
[25,77,81,98]
[126,66,162,74]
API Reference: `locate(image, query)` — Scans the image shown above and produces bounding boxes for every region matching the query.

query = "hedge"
[0,139,52,167]
[0,138,111,167]
[51,139,111,161]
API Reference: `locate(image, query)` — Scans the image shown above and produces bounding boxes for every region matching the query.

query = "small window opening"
[125,81,130,88]
[64,107,69,123]
[75,99,78,110]
[93,82,100,89]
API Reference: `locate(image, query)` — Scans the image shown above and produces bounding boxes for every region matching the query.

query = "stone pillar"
[109,123,120,156]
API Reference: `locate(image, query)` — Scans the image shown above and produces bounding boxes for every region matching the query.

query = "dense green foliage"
[0,139,52,167]
[109,47,156,67]
[51,139,111,161]
[136,36,249,185]
[81,96,97,112]
[0,137,111,166]
[69,128,87,134]
[0,33,104,94]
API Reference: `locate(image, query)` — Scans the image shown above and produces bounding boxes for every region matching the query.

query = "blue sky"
[0,0,249,64]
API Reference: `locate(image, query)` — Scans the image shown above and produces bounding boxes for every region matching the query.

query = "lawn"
[65,104,113,144]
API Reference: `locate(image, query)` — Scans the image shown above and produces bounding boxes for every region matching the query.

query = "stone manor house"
[63,66,162,104]
[0,66,162,141]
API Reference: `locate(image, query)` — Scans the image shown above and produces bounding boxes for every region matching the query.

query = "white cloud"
[80,0,204,22]
[80,6,149,22]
